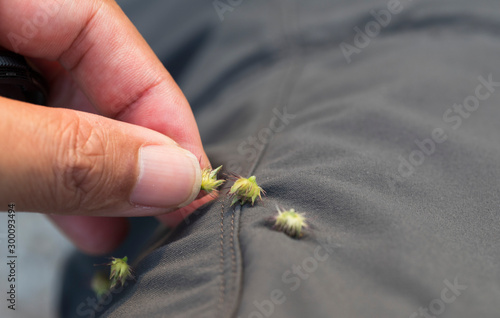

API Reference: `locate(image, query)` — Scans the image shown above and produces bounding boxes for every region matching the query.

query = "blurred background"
[0,213,73,318]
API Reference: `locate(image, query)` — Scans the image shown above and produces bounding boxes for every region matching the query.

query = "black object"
[0,50,47,105]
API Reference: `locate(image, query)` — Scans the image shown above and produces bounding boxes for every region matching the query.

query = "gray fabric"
[66,0,500,317]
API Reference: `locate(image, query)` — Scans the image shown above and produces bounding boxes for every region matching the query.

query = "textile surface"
[64,1,500,317]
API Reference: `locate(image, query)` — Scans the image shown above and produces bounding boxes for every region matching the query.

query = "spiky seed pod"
[229,175,264,206]
[91,271,111,298]
[201,165,225,193]
[273,207,308,238]
[108,256,133,289]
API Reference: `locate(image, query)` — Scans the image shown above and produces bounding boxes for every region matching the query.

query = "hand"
[0,0,212,254]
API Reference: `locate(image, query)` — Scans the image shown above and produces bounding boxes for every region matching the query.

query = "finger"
[29,59,167,254]
[49,215,129,255]
[27,58,98,113]
[28,59,214,238]
[155,194,217,228]
[0,0,212,238]
[0,0,209,166]
[0,98,201,215]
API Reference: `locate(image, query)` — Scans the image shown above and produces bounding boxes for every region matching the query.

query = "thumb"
[0,98,201,215]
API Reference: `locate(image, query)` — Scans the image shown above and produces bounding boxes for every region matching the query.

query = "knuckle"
[53,113,109,212]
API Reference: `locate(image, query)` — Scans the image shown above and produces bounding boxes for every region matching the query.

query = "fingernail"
[130,145,201,208]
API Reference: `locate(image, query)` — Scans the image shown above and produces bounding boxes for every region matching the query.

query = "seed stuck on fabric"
[200,165,225,193]
[273,207,308,238]
[229,175,264,206]
[108,256,133,289]
[91,271,111,298]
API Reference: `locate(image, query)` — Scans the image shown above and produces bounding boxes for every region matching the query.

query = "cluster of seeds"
[93,165,309,298]
[200,166,308,239]
[200,165,265,206]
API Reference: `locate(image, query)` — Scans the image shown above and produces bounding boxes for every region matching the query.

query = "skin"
[0,0,213,255]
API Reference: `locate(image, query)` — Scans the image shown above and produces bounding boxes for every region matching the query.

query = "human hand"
[0,0,212,254]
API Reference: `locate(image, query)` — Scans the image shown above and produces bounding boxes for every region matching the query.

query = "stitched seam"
[246,57,304,177]
[228,1,305,317]
[228,205,243,318]
[247,1,304,177]
[218,201,225,313]
[230,209,236,275]
[228,207,238,317]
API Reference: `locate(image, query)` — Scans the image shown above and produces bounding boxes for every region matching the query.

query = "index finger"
[0,0,208,164]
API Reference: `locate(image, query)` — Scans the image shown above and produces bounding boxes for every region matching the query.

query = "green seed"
[108,256,133,289]
[229,175,264,206]
[273,207,308,238]
[91,271,111,298]
[201,165,225,193]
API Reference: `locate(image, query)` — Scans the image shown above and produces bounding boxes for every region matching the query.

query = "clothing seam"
[230,209,237,274]
[217,201,226,313]
[226,1,305,317]
[227,205,242,318]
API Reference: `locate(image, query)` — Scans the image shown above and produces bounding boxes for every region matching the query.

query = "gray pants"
[63,1,500,317]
